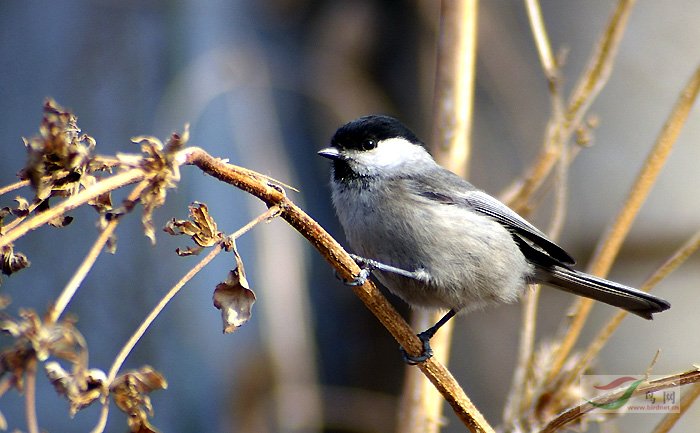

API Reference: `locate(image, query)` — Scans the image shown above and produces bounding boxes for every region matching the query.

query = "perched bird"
[318,115,670,363]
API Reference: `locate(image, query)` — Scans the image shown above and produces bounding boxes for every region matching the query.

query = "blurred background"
[1,1,699,432]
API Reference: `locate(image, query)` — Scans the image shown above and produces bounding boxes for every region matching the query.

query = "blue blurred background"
[1,1,699,432]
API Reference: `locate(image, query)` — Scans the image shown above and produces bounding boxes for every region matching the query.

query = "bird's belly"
[343,200,533,312]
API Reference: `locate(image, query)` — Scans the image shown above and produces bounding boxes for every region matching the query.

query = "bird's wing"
[409,170,576,266]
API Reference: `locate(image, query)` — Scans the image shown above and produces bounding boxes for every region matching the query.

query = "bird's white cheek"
[355,138,425,170]
[354,151,401,171]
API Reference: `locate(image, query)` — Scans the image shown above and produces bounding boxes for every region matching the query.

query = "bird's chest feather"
[331,183,402,255]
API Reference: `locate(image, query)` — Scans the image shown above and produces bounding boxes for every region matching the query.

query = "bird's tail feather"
[537,267,670,320]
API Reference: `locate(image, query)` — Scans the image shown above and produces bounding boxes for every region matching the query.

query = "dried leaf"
[1,309,106,415]
[45,361,107,416]
[0,197,31,229]
[20,99,96,202]
[1,245,30,277]
[0,310,90,397]
[0,344,33,390]
[34,198,73,228]
[111,366,167,433]
[164,202,221,255]
[127,128,188,244]
[12,196,30,217]
[213,242,256,333]
[174,245,204,257]
[0,208,10,227]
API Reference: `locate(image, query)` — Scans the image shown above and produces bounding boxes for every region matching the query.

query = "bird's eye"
[361,139,377,151]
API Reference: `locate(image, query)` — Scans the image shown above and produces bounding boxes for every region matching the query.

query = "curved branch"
[179,147,495,433]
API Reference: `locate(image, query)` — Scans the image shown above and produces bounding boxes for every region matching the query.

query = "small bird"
[318,115,670,363]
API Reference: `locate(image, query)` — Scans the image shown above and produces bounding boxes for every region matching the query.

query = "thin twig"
[181,147,495,433]
[651,382,700,433]
[0,168,146,249]
[0,180,30,197]
[503,1,567,425]
[505,0,635,211]
[231,205,281,239]
[546,131,570,240]
[1,200,42,234]
[503,285,540,427]
[551,227,700,402]
[545,64,700,384]
[47,180,150,324]
[90,207,280,433]
[106,243,223,382]
[565,0,636,127]
[0,376,12,398]
[91,243,225,433]
[24,357,39,433]
[525,0,557,82]
[91,399,109,433]
[539,368,700,433]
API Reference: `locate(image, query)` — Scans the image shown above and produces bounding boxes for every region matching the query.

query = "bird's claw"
[342,267,371,286]
[399,331,434,365]
[345,254,377,286]
[334,254,375,286]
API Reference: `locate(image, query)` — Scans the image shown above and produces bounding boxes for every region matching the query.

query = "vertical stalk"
[398,1,478,432]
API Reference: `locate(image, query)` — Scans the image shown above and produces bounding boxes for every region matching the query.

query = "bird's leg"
[339,254,456,364]
[342,254,423,286]
[401,309,457,364]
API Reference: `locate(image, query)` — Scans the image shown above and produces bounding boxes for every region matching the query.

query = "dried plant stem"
[545,64,700,384]
[91,243,225,433]
[90,207,280,433]
[398,1,479,432]
[48,224,117,321]
[503,1,568,424]
[505,0,635,210]
[566,0,636,125]
[540,368,700,433]
[181,147,495,433]
[231,206,281,239]
[106,243,222,382]
[503,285,540,427]
[0,376,11,397]
[525,0,556,81]
[47,180,151,324]
[0,180,29,197]
[651,381,700,433]
[550,228,700,403]
[24,357,39,433]
[104,205,277,384]
[431,0,478,173]
[1,200,43,234]
[91,400,109,432]
[0,155,117,199]
[0,168,146,249]
[546,121,570,240]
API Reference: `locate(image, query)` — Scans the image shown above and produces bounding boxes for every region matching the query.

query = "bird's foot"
[399,331,434,365]
[335,254,376,286]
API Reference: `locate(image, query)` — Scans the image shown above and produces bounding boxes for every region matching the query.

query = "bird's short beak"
[318,147,342,160]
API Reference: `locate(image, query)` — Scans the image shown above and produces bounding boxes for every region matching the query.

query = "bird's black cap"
[330,115,422,150]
